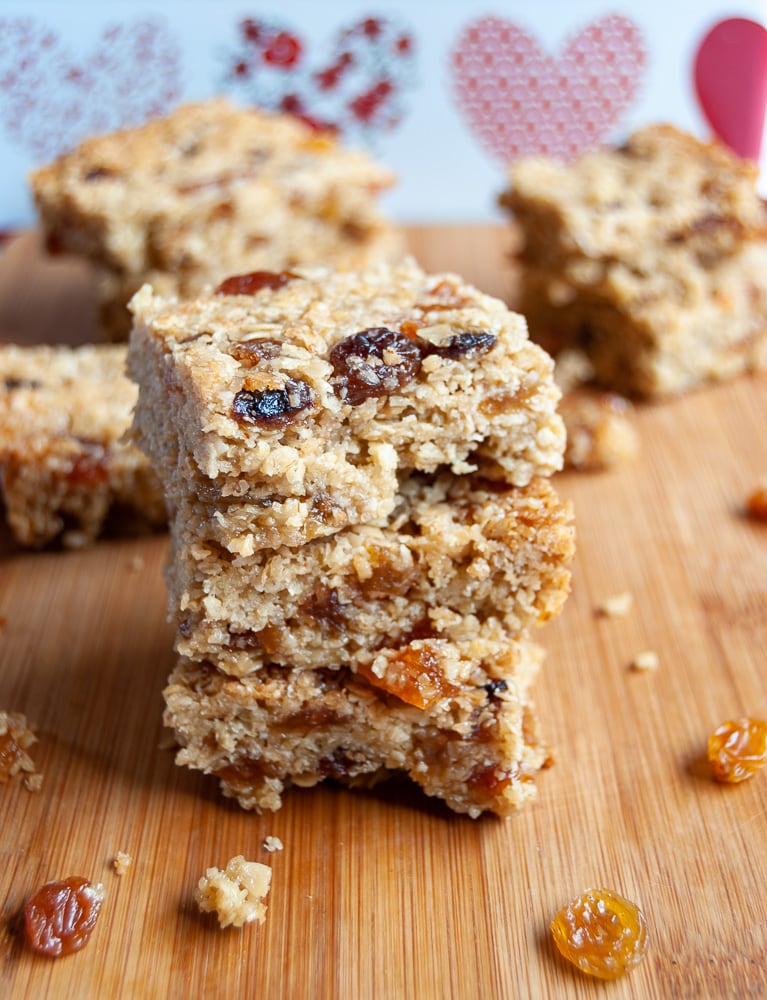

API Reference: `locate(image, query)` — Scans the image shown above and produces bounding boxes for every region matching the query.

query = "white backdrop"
[0,0,765,227]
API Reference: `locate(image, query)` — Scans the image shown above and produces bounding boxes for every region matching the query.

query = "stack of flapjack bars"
[128,256,575,818]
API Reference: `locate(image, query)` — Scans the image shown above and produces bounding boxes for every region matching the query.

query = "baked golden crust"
[30,99,404,339]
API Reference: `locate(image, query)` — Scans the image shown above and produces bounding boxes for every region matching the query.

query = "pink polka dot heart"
[0,17,181,162]
[450,14,647,163]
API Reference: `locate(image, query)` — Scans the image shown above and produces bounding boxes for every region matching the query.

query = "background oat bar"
[0,344,164,548]
[501,125,767,398]
[30,99,404,340]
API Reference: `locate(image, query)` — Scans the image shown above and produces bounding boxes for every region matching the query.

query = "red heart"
[0,17,181,161]
[222,15,416,137]
[450,15,646,162]
[694,17,767,161]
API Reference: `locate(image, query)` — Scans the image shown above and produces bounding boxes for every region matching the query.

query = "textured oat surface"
[502,124,767,397]
[165,635,548,818]
[30,99,403,339]
[129,258,565,550]
[167,473,574,676]
[0,343,164,547]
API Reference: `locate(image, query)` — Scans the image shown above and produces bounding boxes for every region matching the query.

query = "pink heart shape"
[694,17,767,161]
[222,15,416,137]
[450,14,646,163]
[0,17,181,161]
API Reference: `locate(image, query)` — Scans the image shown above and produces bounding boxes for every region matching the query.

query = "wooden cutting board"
[2,227,767,999]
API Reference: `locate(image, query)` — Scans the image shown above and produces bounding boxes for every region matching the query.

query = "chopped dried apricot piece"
[550,888,648,980]
[707,717,767,783]
[24,876,104,957]
[358,643,456,710]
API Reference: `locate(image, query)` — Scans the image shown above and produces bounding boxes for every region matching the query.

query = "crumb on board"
[24,773,43,793]
[560,390,640,472]
[128,555,146,572]
[746,481,767,521]
[630,651,659,672]
[195,855,272,929]
[553,348,595,393]
[0,709,42,788]
[596,592,634,618]
[113,852,132,876]
[262,836,283,853]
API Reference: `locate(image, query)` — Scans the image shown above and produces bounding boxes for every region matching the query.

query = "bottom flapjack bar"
[163,632,549,819]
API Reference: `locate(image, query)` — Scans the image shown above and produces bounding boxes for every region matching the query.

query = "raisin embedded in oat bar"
[501,124,767,397]
[164,633,550,819]
[0,344,164,548]
[30,99,404,340]
[167,474,574,676]
[128,258,565,551]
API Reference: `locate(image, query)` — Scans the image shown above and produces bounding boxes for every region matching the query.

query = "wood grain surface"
[2,227,767,999]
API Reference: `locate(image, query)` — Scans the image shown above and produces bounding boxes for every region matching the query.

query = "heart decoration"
[694,17,767,161]
[450,14,646,163]
[0,17,182,162]
[222,15,416,138]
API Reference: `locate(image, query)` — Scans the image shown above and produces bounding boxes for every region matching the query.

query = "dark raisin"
[83,166,117,182]
[302,588,350,630]
[4,377,41,391]
[329,327,422,405]
[215,270,298,295]
[230,339,282,365]
[483,678,508,699]
[422,330,497,360]
[319,748,362,780]
[309,490,343,526]
[283,706,341,730]
[231,379,313,427]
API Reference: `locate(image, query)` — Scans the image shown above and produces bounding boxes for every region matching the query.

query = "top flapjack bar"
[128,259,565,550]
[30,99,404,339]
[501,124,767,397]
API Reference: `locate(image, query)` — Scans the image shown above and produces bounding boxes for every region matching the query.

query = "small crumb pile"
[262,836,283,853]
[631,651,659,673]
[554,351,639,472]
[113,852,132,876]
[596,592,633,619]
[195,855,272,929]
